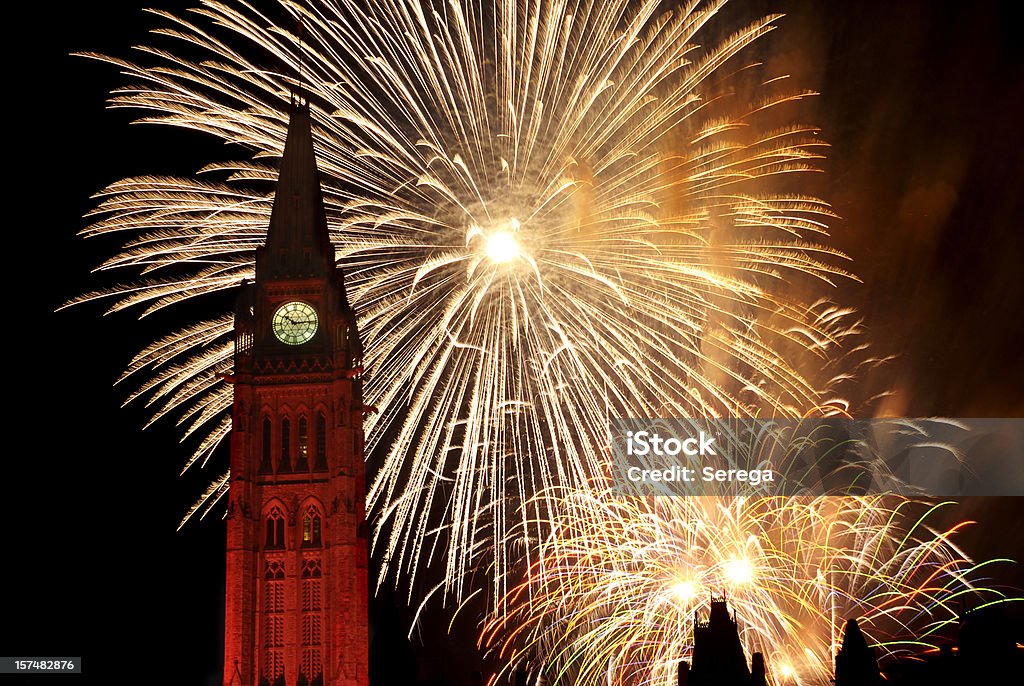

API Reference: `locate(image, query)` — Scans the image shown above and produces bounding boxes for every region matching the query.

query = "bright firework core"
[468,217,523,264]
[486,230,520,263]
[726,557,754,585]
[670,578,698,604]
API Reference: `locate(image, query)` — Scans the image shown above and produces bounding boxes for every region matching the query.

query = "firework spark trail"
[71,0,864,601]
[482,491,1013,685]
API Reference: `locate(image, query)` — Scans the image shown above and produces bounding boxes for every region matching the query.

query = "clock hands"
[283,312,310,327]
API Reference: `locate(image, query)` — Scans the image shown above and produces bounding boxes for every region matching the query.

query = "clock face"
[272,301,319,345]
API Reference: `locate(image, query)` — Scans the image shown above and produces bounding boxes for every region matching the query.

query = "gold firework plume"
[72,0,868,604]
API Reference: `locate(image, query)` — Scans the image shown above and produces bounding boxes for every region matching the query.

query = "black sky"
[10,1,1023,684]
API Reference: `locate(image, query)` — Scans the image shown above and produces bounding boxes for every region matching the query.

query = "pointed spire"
[835,618,881,686]
[258,95,334,280]
[840,618,870,653]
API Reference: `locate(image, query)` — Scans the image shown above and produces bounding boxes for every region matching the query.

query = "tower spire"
[257,96,334,281]
[834,618,881,686]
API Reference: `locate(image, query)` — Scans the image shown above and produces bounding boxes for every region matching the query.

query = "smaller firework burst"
[482,491,1015,686]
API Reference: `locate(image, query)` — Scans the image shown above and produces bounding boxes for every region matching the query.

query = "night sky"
[11,1,1023,684]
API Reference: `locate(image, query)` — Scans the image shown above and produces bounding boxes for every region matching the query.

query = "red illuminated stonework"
[222,97,368,686]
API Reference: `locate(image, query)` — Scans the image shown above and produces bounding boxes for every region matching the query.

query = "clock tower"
[223,95,369,686]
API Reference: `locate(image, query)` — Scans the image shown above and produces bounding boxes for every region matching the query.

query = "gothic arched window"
[260,417,272,473]
[265,507,285,549]
[295,417,309,471]
[279,418,291,472]
[301,506,322,548]
[314,413,327,472]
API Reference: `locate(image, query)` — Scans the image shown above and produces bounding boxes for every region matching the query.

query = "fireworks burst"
[71,0,864,601]
[482,491,1013,685]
